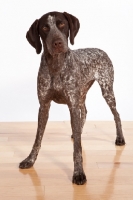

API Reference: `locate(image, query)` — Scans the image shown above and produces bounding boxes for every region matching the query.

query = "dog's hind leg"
[19,102,51,169]
[71,104,87,138]
[81,104,87,134]
[98,80,125,146]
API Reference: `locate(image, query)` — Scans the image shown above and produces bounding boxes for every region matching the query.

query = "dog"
[19,11,125,185]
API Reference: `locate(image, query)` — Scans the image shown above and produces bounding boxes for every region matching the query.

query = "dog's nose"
[53,39,62,48]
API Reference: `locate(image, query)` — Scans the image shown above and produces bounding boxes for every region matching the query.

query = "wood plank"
[0,186,44,196]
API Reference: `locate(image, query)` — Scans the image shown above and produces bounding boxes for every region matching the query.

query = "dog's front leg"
[19,102,51,169]
[70,107,87,185]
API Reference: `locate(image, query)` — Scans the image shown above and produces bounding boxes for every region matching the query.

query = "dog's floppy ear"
[26,19,42,54]
[63,12,80,45]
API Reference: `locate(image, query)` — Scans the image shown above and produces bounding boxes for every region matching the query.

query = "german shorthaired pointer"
[19,11,125,185]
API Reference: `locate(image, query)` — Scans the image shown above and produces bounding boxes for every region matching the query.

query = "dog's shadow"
[42,149,73,182]
[19,144,125,199]
[19,167,44,200]
[72,145,125,199]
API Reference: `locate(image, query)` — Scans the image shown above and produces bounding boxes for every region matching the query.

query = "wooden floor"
[0,121,133,200]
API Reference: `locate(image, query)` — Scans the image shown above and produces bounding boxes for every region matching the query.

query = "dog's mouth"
[52,47,66,55]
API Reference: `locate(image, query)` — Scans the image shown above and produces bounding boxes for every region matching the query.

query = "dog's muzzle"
[52,38,67,54]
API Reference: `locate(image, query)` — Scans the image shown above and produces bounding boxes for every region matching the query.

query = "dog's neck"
[43,48,67,75]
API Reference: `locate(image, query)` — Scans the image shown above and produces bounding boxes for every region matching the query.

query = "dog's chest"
[48,54,80,92]
[51,74,63,91]
[51,71,78,92]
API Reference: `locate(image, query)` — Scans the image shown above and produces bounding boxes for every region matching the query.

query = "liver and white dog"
[19,12,125,185]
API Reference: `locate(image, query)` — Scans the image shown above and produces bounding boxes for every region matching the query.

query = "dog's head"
[26,12,80,55]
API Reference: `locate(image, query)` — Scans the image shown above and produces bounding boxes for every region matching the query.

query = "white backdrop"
[0,0,133,121]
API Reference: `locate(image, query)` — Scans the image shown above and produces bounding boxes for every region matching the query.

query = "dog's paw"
[72,172,87,185]
[19,157,34,169]
[115,136,126,146]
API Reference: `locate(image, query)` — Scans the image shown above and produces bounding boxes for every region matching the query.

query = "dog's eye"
[43,26,49,31]
[58,22,65,28]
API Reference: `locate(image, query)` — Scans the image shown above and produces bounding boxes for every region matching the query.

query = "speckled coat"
[19,11,125,185]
